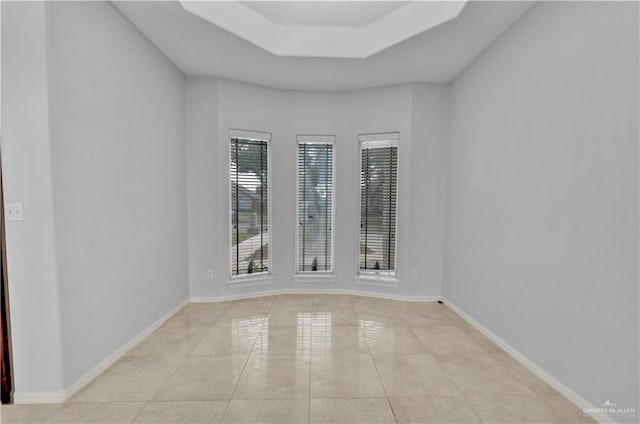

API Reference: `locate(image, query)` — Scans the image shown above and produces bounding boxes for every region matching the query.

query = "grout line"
[20,295,572,424]
[431,357,486,424]
[130,304,228,423]
[397,304,486,423]
[218,313,268,422]
[219,294,277,422]
[350,295,399,424]
[130,400,148,423]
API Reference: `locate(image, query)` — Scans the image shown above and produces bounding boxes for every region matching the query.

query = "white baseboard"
[190,288,440,303]
[10,290,621,424]
[443,298,616,424]
[13,299,188,405]
[13,391,66,404]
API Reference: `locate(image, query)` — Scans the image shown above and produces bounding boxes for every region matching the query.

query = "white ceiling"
[179,1,467,58]
[243,2,408,27]
[114,1,536,91]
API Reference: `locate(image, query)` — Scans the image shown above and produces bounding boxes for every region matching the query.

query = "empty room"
[0,1,638,423]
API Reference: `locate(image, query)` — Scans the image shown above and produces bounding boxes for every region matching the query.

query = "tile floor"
[1,294,595,423]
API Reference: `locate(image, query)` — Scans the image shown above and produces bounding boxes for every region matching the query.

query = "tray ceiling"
[114,1,536,90]
[180,1,467,58]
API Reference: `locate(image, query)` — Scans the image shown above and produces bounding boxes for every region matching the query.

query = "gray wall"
[444,1,639,416]
[3,1,637,411]
[1,1,65,394]
[186,79,449,299]
[2,1,189,393]
[46,1,188,386]
[410,84,448,296]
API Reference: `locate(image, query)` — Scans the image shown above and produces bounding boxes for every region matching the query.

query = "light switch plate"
[5,203,24,221]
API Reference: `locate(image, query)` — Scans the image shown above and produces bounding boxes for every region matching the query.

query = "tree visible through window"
[297,137,334,273]
[230,131,270,276]
[359,134,398,275]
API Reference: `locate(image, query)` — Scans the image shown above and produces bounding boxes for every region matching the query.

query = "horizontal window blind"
[230,134,270,276]
[297,138,334,273]
[359,135,398,275]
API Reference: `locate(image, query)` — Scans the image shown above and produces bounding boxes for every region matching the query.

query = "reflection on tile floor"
[1,294,595,423]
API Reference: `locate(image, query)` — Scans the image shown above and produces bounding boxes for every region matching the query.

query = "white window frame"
[228,129,273,286]
[355,132,399,285]
[295,135,336,281]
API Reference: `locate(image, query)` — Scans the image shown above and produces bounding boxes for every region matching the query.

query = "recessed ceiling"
[114,1,536,91]
[243,2,408,27]
[179,1,467,58]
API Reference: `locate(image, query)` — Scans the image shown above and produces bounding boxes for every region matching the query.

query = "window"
[229,130,270,277]
[359,133,398,276]
[297,136,335,273]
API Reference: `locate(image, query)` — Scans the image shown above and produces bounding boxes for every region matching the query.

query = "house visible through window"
[230,130,270,277]
[297,136,335,273]
[359,133,398,276]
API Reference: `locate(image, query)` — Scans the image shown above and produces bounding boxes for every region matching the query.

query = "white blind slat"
[297,139,334,273]
[359,136,398,274]
[230,134,270,276]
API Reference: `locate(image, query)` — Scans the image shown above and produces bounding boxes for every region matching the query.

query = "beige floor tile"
[455,326,505,353]
[311,294,352,310]
[434,353,537,397]
[20,294,593,424]
[153,355,247,401]
[465,395,578,423]
[1,404,61,424]
[355,306,408,327]
[349,296,396,308]
[134,401,227,423]
[435,304,469,323]
[310,354,385,399]
[393,301,436,313]
[253,325,312,355]
[543,395,597,423]
[373,354,459,397]
[213,312,267,329]
[412,325,487,354]
[311,310,359,327]
[192,326,260,356]
[399,304,462,327]
[44,402,144,423]
[363,325,426,354]
[233,354,310,400]
[491,353,561,396]
[271,295,313,311]
[162,304,229,330]
[389,396,482,423]
[260,295,279,304]
[223,305,273,318]
[73,355,185,402]
[127,325,208,356]
[309,398,395,424]
[185,302,232,313]
[267,310,313,327]
[222,400,309,424]
[228,296,275,310]
[311,326,369,355]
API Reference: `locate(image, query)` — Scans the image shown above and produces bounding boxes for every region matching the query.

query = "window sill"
[227,274,274,288]
[293,273,337,284]
[353,274,399,288]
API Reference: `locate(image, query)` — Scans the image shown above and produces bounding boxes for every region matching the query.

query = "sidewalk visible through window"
[230,130,271,276]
